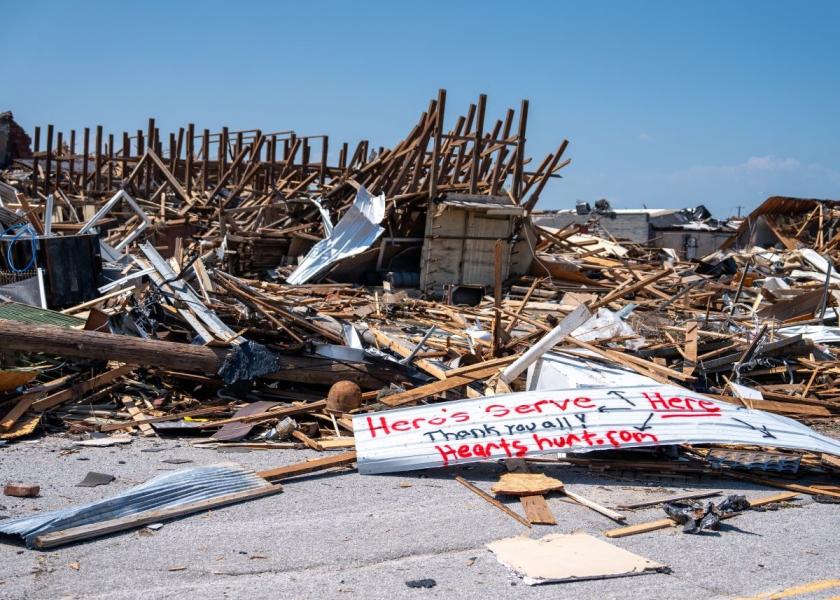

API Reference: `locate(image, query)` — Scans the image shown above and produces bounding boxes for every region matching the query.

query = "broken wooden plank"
[564,489,626,522]
[258,451,357,481]
[380,364,502,407]
[604,492,799,538]
[455,475,532,528]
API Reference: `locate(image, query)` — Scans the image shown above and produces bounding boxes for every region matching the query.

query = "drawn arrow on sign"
[634,412,654,431]
[607,390,636,407]
[598,405,633,413]
[731,417,777,439]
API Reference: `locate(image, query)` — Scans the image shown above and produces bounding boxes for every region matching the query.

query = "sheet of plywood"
[491,473,564,496]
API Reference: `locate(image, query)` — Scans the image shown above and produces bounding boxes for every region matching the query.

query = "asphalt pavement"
[1,436,838,600]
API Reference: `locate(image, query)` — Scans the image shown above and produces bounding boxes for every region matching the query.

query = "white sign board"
[353,384,840,474]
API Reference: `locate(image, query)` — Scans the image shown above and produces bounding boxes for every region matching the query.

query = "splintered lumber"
[564,489,626,522]
[291,430,324,451]
[519,495,557,525]
[380,365,502,407]
[590,268,671,309]
[192,400,328,429]
[30,365,135,412]
[120,395,156,437]
[618,490,723,510]
[455,475,532,528]
[258,451,357,481]
[0,374,74,431]
[99,406,230,432]
[726,472,840,499]
[368,328,449,380]
[604,492,799,538]
[34,484,283,549]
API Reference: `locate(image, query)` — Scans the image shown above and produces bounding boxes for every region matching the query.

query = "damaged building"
[533,200,735,259]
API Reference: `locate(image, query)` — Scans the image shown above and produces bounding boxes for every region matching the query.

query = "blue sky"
[3,0,839,217]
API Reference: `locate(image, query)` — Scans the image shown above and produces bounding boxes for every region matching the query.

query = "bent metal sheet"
[352,384,840,474]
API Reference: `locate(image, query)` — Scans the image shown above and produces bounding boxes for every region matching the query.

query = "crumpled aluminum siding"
[0,462,271,547]
[287,186,385,285]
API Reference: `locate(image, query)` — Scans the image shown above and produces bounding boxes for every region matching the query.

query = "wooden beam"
[455,475,531,528]
[258,451,357,481]
[380,365,502,407]
[604,492,799,538]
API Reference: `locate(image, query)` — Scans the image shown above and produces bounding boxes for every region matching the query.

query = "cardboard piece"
[487,532,666,585]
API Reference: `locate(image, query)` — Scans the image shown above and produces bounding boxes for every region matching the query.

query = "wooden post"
[268,134,277,188]
[339,142,348,170]
[107,134,114,190]
[82,127,91,194]
[512,99,528,203]
[135,129,144,193]
[185,122,194,196]
[32,126,41,196]
[43,124,54,195]
[93,125,103,192]
[220,127,229,186]
[145,118,155,197]
[492,239,504,357]
[202,128,210,191]
[469,93,486,195]
[55,131,63,190]
[320,136,328,186]
[68,130,76,188]
[174,127,184,179]
[234,131,243,179]
[168,132,177,172]
[121,132,130,183]
[429,88,446,200]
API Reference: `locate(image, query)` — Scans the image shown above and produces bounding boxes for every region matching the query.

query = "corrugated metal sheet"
[352,384,840,474]
[0,462,271,547]
[287,186,385,285]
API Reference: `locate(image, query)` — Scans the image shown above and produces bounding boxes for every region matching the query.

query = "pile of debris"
[0,91,839,557]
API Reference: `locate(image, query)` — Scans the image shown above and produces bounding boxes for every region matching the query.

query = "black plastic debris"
[76,472,116,487]
[663,494,749,534]
[405,578,437,589]
[217,340,280,384]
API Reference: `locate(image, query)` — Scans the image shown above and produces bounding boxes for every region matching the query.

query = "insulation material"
[487,533,666,585]
[352,384,840,474]
[570,308,643,350]
[287,186,385,284]
[777,325,840,345]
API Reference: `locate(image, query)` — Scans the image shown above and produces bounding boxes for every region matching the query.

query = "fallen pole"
[0,319,223,373]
